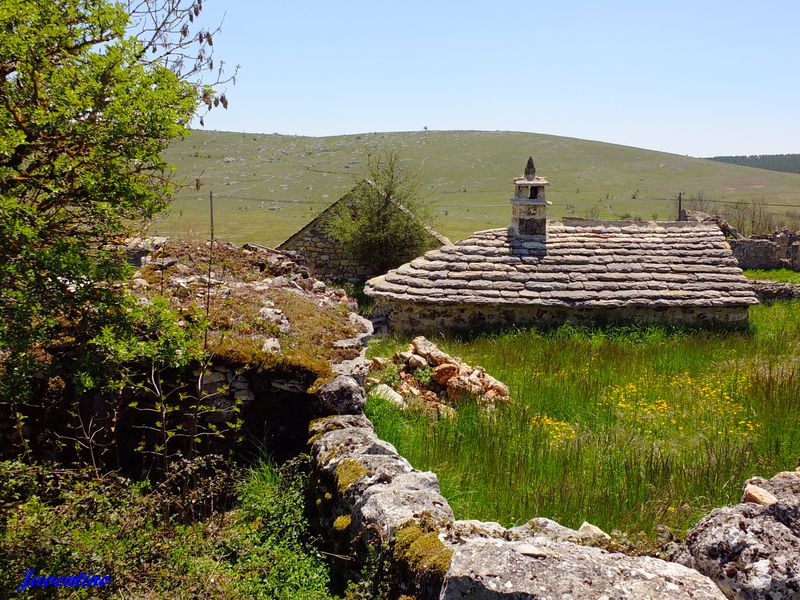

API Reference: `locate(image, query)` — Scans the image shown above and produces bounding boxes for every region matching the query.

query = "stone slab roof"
[364,219,759,308]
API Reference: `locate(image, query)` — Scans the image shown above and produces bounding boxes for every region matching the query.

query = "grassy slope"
[157,130,800,246]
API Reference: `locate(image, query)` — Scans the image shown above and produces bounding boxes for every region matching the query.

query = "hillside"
[157,130,800,245]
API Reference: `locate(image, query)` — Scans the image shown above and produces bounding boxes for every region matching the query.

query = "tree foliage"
[709,154,800,175]
[329,150,434,274]
[0,0,230,447]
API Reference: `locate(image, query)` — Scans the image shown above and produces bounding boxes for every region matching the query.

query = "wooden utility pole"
[203,190,215,352]
[677,192,683,220]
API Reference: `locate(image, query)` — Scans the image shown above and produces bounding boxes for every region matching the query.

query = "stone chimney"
[511,156,551,236]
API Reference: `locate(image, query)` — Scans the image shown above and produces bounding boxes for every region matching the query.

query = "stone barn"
[364,158,759,334]
[278,186,449,283]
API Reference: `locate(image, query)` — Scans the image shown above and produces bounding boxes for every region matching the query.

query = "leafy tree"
[329,150,435,273]
[0,0,230,453]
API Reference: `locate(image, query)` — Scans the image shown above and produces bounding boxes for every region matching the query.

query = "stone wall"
[749,280,800,302]
[728,238,784,270]
[680,209,800,271]
[372,300,751,336]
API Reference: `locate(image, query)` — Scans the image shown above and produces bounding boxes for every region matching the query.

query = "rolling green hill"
[156,130,800,245]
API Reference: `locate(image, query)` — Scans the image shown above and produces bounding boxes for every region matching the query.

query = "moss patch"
[393,523,453,580]
[134,239,364,382]
[333,515,352,532]
[335,459,368,495]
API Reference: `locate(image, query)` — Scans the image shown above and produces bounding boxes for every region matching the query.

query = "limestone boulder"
[370,383,406,408]
[673,470,800,599]
[353,470,454,542]
[411,336,453,366]
[315,375,365,415]
[441,536,727,599]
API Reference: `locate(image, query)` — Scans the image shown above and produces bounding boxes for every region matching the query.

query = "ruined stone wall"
[372,300,751,336]
[728,238,784,270]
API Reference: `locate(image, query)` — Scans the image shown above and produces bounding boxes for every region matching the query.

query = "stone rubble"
[369,336,510,409]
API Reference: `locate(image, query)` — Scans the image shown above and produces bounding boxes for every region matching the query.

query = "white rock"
[371,384,406,408]
[261,337,281,353]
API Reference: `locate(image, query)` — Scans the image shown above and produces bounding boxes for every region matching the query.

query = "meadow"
[157,130,800,246]
[365,302,800,539]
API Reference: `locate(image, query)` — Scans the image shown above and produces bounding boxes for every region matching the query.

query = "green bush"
[0,457,337,599]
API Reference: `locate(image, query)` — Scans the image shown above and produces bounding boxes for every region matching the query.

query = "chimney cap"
[524,156,536,179]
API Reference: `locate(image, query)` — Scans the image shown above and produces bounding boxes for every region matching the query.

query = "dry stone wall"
[373,300,751,336]
[279,218,381,283]
[728,238,784,270]
[681,210,800,270]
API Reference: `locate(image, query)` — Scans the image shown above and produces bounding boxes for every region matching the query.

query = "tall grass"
[744,268,800,284]
[366,302,800,536]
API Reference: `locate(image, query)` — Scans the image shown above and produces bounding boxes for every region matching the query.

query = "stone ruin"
[681,209,800,271]
[277,185,449,283]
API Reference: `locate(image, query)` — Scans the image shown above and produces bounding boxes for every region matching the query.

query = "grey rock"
[331,352,369,385]
[507,517,580,541]
[233,389,255,403]
[308,414,374,439]
[407,353,428,369]
[449,519,507,541]
[675,497,800,599]
[354,471,454,541]
[441,536,727,599]
[260,337,281,353]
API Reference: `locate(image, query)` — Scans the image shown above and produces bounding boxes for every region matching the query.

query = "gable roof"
[277,184,450,250]
[364,219,758,308]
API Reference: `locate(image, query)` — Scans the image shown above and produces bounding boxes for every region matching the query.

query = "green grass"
[744,268,800,284]
[156,130,800,246]
[365,302,800,538]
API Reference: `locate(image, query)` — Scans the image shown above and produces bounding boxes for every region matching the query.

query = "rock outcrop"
[673,469,800,599]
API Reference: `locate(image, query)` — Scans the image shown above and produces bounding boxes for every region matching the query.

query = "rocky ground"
[126,237,371,380]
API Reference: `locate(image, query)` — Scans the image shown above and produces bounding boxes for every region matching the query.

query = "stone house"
[364,158,758,334]
[278,185,449,283]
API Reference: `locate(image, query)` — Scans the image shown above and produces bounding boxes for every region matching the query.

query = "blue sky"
[195,1,800,157]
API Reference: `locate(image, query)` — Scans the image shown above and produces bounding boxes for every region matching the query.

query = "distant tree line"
[708,154,800,174]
